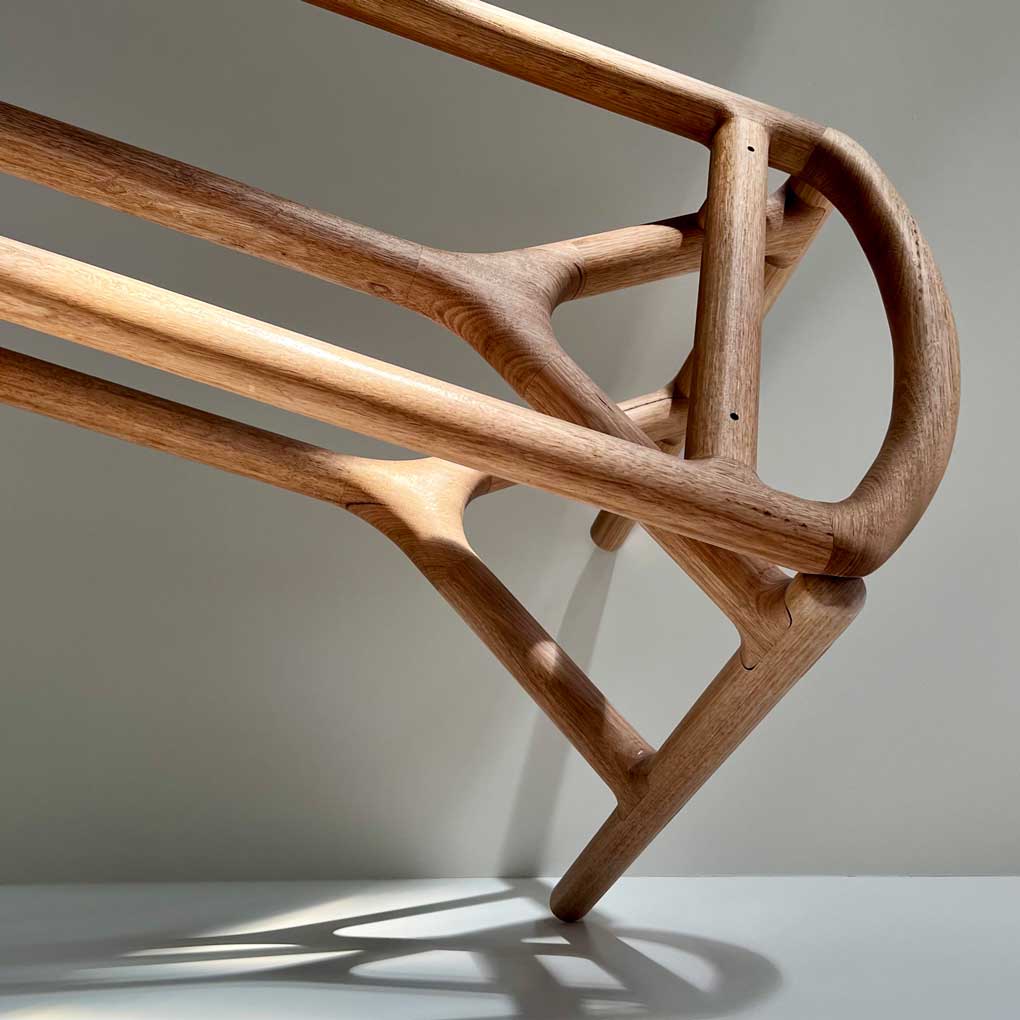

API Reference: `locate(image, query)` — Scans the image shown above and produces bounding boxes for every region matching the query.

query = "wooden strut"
[0,0,958,921]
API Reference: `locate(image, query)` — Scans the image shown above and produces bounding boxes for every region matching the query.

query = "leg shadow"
[499,549,617,877]
[0,879,781,1019]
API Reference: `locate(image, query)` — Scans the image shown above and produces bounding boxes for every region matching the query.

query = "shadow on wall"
[499,549,618,877]
[0,0,765,885]
[0,880,781,1018]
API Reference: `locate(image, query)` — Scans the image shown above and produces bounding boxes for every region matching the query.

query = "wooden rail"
[0,0,958,921]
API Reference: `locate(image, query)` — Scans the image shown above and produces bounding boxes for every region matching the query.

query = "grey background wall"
[1,0,1015,881]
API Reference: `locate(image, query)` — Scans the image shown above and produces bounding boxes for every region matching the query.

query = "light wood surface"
[551,574,867,921]
[0,346,657,805]
[589,177,833,550]
[685,117,769,466]
[303,0,823,173]
[0,0,958,921]
[0,235,839,573]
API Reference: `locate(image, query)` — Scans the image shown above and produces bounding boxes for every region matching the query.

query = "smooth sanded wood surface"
[0,0,958,923]
[303,0,825,173]
[0,235,839,573]
[685,118,769,467]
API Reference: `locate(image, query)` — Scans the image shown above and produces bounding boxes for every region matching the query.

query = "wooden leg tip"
[549,883,594,923]
[590,511,634,551]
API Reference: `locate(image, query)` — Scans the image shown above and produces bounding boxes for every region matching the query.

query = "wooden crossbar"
[0,0,958,920]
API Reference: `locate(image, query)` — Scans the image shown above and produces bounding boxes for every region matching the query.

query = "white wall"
[1,0,1015,880]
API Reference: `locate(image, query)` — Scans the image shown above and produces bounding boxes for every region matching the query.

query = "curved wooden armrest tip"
[800,129,960,576]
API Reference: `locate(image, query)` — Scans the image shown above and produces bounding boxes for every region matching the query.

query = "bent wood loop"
[303,0,960,574]
[0,0,958,922]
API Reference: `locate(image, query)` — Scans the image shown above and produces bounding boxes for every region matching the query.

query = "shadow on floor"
[0,879,780,1019]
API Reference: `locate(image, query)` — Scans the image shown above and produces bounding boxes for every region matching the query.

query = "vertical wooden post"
[589,178,831,551]
[685,117,770,468]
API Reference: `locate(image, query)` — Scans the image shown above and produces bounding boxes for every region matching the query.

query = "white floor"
[0,878,1016,1019]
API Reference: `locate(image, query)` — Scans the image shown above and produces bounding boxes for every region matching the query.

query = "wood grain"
[588,177,831,550]
[0,235,838,572]
[0,0,959,924]
[685,118,769,467]
[550,574,866,921]
[0,345,652,806]
[303,0,823,173]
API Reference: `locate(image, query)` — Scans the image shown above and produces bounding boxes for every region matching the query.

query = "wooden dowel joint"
[0,0,959,926]
[685,117,770,468]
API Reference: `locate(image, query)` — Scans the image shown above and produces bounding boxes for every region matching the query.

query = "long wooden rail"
[0,0,958,921]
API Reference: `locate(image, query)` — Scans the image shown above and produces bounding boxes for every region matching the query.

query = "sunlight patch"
[533,954,625,991]
[126,943,294,957]
[334,896,545,939]
[619,937,717,991]
[350,949,491,984]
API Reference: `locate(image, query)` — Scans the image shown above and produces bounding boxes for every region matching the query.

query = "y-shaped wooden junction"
[0,0,958,920]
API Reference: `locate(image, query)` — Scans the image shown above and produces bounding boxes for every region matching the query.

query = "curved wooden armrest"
[0,105,958,577]
[799,129,959,574]
[301,0,960,575]
[0,0,960,924]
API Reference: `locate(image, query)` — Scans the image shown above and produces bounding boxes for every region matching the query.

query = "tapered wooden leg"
[550,573,865,922]
[342,458,655,809]
[0,1,958,935]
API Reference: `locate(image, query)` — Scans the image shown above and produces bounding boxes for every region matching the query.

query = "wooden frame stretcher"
[0,0,959,921]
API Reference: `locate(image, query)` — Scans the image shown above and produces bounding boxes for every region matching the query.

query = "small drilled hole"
[729,412,740,421]
[747,145,755,152]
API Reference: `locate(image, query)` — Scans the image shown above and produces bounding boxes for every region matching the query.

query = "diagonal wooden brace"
[0,0,959,929]
[551,573,865,921]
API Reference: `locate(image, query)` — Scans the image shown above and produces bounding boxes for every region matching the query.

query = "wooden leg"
[550,573,865,922]
[0,1,958,933]
[341,457,655,810]
[0,346,659,807]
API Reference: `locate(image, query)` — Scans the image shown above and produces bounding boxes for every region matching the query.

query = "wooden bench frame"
[0,0,958,921]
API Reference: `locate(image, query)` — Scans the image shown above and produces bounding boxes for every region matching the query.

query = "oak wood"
[298,1,960,575]
[550,574,866,921]
[0,11,957,577]
[0,346,652,805]
[0,0,959,924]
[303,0,823,173]
[798,130,960,575]
[763,179,833,313]
[685,118,769,467]
[0,235,838,572]
[0,102,827,310]
[0,99,802,659]
[590,177,829,552]
[0,101,426,305]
